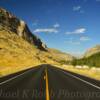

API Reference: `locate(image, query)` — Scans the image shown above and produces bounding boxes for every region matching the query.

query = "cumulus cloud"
[80,36,91,41]
[73,6,84,13]
[73,6,81,11]
[66,28,86,35]
[65,36,90,46]
[53,23,60,28]
[34,28,58,33]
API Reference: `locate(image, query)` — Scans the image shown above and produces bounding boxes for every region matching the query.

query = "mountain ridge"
[84,45,100,58]
[72,45,100,67]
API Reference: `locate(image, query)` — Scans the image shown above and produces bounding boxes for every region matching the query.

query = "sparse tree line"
[72,52,100,67]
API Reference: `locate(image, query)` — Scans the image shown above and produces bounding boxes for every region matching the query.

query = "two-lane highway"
[0,64,100,100]
[0,65,46,100]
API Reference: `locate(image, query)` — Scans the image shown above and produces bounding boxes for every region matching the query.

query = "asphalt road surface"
[0,64,100,100]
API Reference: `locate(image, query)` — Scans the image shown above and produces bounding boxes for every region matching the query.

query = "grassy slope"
[0,27,61,76]
[0,26,74,76]
[0,27,42,76]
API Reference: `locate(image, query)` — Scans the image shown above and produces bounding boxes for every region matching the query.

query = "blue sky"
[0,0,100,56]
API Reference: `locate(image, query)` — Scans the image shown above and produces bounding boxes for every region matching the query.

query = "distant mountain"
[72,52,100,67]
[0,8,47,51]
[47,48,75,63]
[84,45,100,58]
[72,45,100,67]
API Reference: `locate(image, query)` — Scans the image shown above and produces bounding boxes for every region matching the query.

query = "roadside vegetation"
[72,52,100,67]
[53,52,100,80]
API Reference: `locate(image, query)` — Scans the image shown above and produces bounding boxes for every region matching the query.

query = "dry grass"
[0,27,86,77]
[0,28,60,77]
[0,29,42,76]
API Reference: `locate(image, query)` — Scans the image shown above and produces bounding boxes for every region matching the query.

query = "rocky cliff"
[0,8,47,51]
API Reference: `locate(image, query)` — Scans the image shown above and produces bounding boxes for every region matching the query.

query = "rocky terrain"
[0,8,47,51]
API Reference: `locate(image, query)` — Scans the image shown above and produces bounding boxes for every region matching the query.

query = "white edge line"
[0,68,36,85]
[57,68,100,90]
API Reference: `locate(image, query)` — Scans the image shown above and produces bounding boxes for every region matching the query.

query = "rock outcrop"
[0,8,47,51]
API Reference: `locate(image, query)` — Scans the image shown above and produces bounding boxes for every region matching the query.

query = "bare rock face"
[0,8,47,51]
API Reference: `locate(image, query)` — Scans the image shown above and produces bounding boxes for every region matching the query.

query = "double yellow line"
[45,68,50,100]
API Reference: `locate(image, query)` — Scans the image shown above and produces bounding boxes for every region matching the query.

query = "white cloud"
[53,23,60,28]
[73,6,81,11]
[65,38,81,45]
[73,6,84,13]
[33,23,60,33]
[80,36,91,41]
[34,28,58,33]
[66,28,86,35]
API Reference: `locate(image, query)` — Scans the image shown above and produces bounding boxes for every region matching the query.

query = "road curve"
[0,64,100,100]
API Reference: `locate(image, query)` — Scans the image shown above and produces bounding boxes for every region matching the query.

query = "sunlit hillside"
[0,25,74,76]
[0,26,42,75]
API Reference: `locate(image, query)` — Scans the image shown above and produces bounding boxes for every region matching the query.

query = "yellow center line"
[45,68,50,100]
